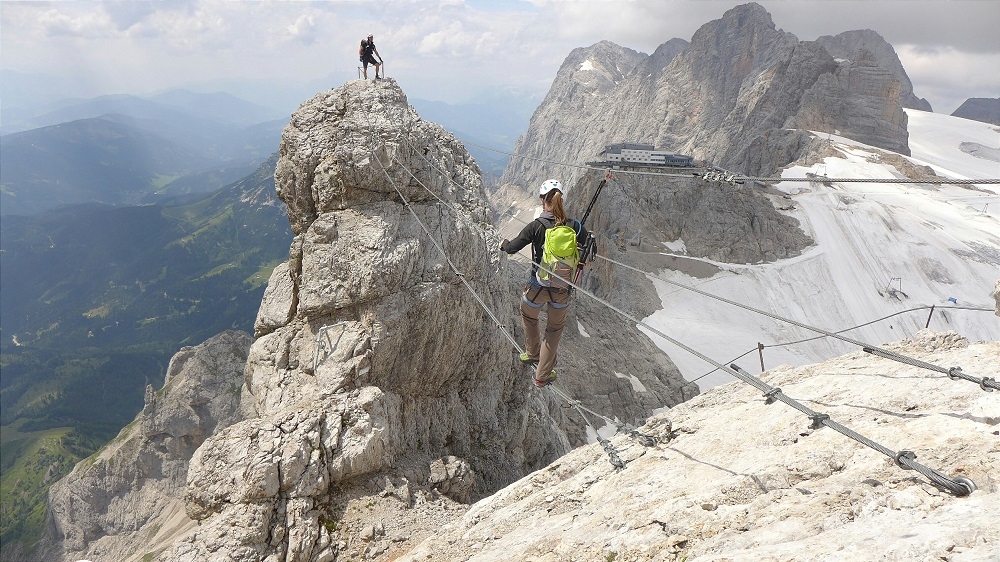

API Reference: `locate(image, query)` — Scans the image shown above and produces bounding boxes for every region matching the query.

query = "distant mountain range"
[0,91,287,216]
[502,3,926,192]
[1,155,291,352]
[0,157,293,549]
[951,97,1000,126]
[410,92,540,178]
[1,88,287,133]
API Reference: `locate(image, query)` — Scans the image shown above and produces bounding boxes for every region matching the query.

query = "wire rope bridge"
[328,89,991,497]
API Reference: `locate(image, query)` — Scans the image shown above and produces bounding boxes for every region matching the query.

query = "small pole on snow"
[924,305,935,329]
[758,342,765,372]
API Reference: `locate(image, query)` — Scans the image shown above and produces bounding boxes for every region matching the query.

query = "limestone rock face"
[151,80,571,562]
[502,2,911,192]
[43,331,252,562]
[40,78,694,562]
[254,261,296,336]
[569,171,812,266]
[951,97,1000,126]
[399,333,1000,561]
[790,48,910,155]
[816,29,933,112]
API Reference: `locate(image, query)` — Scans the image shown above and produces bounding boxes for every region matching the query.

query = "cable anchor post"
[894,450,916,469]
[598,436,626,470]
[952,475,978,496]
[763,387,782,405]
[809,413,830,430]
[629,429,658,448]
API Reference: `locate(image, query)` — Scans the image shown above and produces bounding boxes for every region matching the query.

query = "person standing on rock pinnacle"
[500,180,590,387]
[359,34,382,79]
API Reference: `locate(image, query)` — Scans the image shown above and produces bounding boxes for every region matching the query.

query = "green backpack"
[537,221,580,289]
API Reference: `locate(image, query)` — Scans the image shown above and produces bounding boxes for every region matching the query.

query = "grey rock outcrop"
[570,170,812,266]
[153,79,566,562]
[951,97,1000,126]
[42,331,252,562]
[106,79,684,562]
[790,48,910,156]
[993,279,1000,316]
[502,2,911,194]
[400,333,1000,561]
[39,78,693,562]
[816,29,933,112]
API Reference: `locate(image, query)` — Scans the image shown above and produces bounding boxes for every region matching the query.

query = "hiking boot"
[534,370,557,387]
[518,352,538,365]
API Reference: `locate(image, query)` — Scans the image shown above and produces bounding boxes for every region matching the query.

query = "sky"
[1,1,998,115]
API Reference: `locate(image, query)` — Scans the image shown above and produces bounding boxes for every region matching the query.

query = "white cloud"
[37,7,117,38]
[1,1,996,109]
[286,14,319,45]
[898,45,1000,114]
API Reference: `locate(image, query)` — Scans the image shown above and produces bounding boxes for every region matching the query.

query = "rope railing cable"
[360,95,986,481]
[690,304,993,385]
[463,139,1000,185]
[513,251,978,494]
[360,100,653,466]
[735,175,1000,185]
[391,132,664,442]
[591,165,995,385]
[392,148,660,452]
[727,364,977,496]
[594,252,996,391]
[378,155,642,467]
[862,346,997,392]
[763,304,995,350]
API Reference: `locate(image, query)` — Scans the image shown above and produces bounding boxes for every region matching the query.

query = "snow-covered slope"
[642,111,1000,390]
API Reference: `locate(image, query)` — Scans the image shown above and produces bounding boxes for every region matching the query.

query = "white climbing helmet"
[539,179,562,197]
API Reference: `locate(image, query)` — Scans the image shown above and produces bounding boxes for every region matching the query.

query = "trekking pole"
[580,177,608,225]
[572,175,609,285]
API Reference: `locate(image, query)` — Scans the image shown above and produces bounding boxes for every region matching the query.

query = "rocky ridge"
[42,331,253,562]
[400,329,1000,561]
[565,170,813,267]
[952,97,1000,126]
[815,29,933,112]
[41,79,693,562]
[502,2,913,194]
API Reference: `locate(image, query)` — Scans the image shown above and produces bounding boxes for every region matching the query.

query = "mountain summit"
[503,2,912,192]
[40,78,691,562]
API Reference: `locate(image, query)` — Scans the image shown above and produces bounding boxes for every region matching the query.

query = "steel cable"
[357,89,984,488]
[595,252,995,391]
[465,139,1000,185]
[360,92,656,465]
[728,365,976,496]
